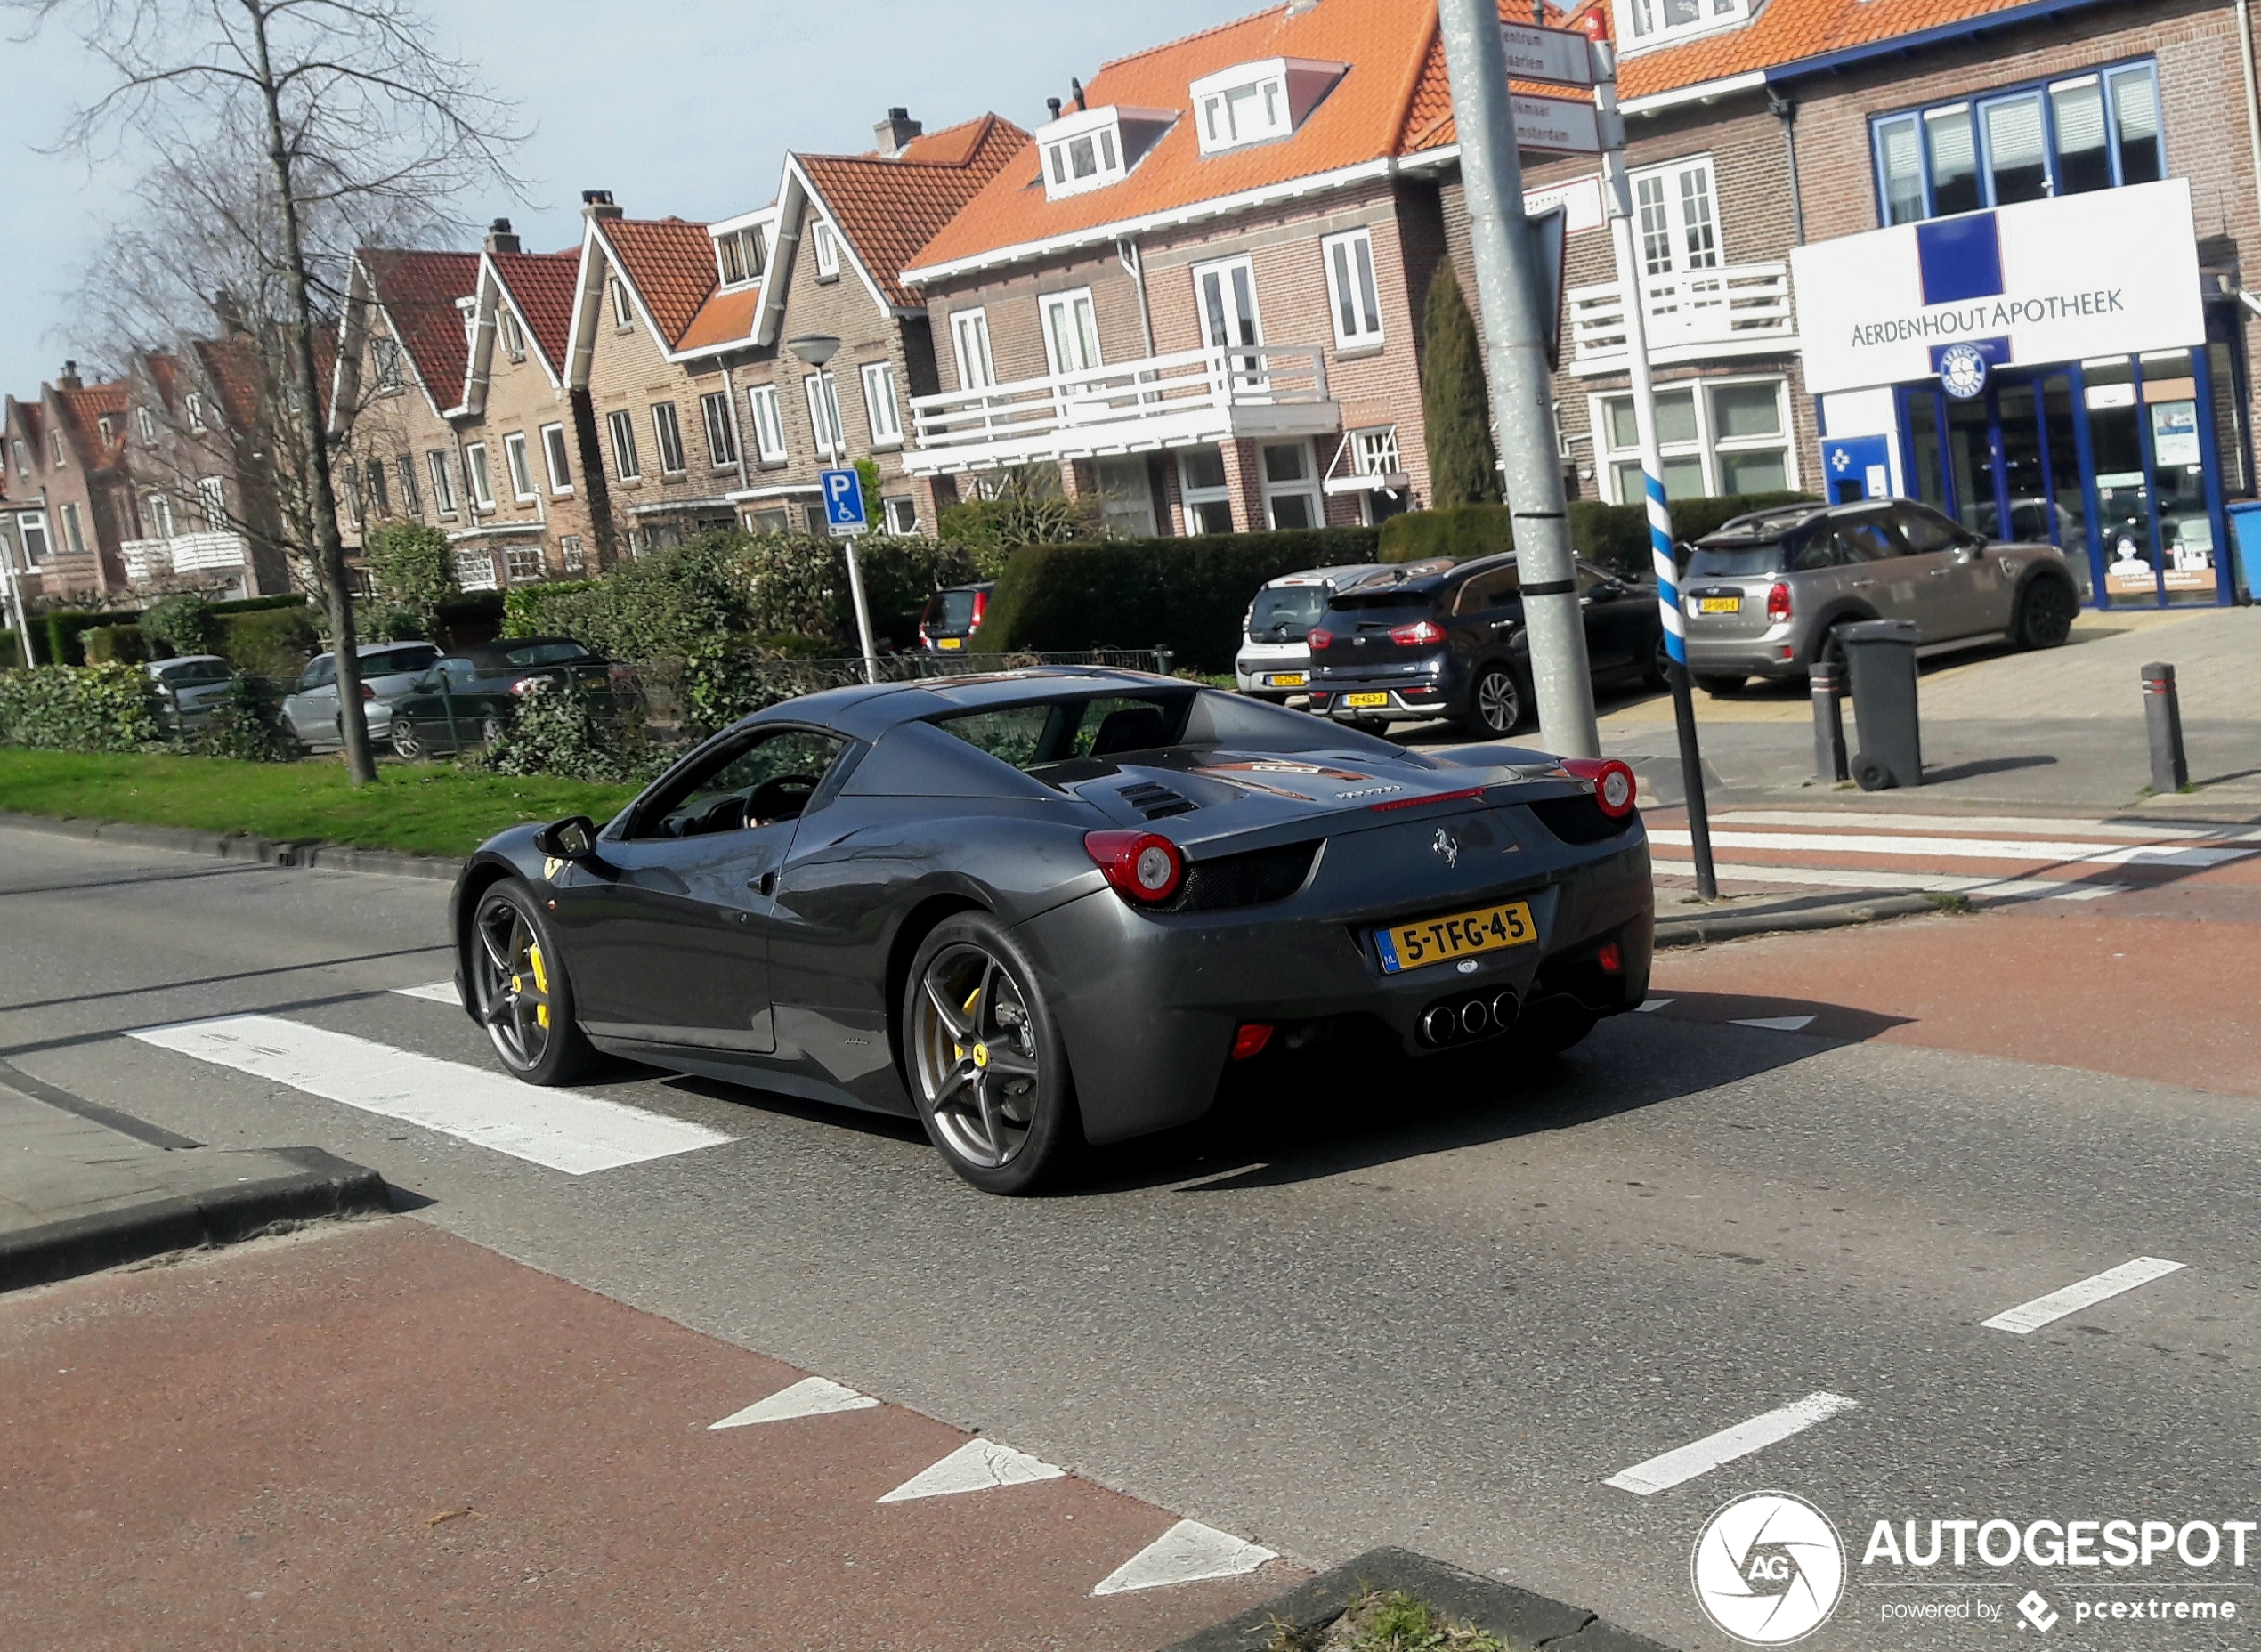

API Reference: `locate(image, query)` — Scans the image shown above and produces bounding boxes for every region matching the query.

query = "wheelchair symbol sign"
[820,467,867,536]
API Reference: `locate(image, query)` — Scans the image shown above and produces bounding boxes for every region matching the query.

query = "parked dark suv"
[1307,554,1665,736]
[919,582,996,652]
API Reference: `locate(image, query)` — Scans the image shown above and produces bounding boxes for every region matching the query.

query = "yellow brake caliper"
[953,984,981,1065]
[528,943,551,1030]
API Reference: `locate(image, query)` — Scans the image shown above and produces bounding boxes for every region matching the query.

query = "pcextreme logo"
[1693,1492,1847,1645]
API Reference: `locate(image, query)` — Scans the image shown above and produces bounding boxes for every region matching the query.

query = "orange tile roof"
[58,382,128,466]
[361,248,481,403]
[194,337,265,433]
[596,218,716,349]
[491,249,580,371]
[677,285,764,355]
[801,114,1028,308]
[1609,0,2047,101]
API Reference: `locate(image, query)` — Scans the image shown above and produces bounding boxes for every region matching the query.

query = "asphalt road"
[4,825,2256,1648]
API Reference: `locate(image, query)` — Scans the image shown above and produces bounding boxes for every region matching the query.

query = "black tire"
[902,912,1083,1195]
[1813,623,1854,681]
[1461,663,1527,738]
[481,713,506,747]
[391,722,427,762]
[467,879,598,1085]
[1693,673,1745,698]
[1643,633,1672,691]
[2014,576,2078,650]
[1352,717,1390,738]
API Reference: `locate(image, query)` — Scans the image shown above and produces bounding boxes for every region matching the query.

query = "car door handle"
[1850,579,1876,589]
[746,871,775,895]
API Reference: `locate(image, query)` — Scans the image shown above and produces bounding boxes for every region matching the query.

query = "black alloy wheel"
[481,714,506,747]
[469,881,596,1085]
[2015,577,2078,650]
[904,913,1082,1194]
[1463,664,1526,738]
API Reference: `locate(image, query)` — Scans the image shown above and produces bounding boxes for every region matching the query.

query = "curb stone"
[1654,891,1943,949]
[0,1146,391,1293]
[0,810,463,881]
[1160,1546,1677,1652]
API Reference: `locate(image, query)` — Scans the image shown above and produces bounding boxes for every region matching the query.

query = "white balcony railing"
[1566,262,1795,372]
[120,531,251,583]
[905,343,1338,475]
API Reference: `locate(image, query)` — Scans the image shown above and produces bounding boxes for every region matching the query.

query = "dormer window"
[1617,0,1752,51]
[716,226,766,287]
[98,415,118,445]
[1036,106,1175,202]
[1189,58,1345,156]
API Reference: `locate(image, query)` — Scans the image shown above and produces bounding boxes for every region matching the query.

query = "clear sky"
[0,0,1249,399]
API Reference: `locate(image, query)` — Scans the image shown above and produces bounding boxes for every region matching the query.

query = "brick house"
[663,109,1025,538]
[1,365,139,605]
[898,0,1486,537]
[114,344,293,600]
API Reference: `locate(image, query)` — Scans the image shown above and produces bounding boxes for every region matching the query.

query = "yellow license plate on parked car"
[1697,595,1741,614]
[1374,900,1537,975]
[1267,672,1309,688]
[937,636,962,650]
[1343,692,1390,709]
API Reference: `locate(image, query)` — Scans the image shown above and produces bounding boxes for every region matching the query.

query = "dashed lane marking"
[392,982,461,1005]
[1604,1391,1860,1496]
[709,1377,879,1429]
[1091,1519,1278,1596]
[129,1015,733,1175]
[1730,1015,1817,1032]
[1653,829,2254,869]
[1650,858,2126,902]
[876,1438,1066,1503]
[1981,1258,2187,1335]
[1714,810,2261,844]
[1636,998,1674,1014]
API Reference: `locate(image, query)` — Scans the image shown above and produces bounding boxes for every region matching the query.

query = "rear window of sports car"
[935,694,1191,773]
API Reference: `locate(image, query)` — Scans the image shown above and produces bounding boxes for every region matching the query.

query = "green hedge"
[37,610,141,667]
[84,624,150,665]
[207,594,309,617]
[0,664,166,751]
[215,607,321,681]
[1378,493,1817,578]
[978,527,1382,674]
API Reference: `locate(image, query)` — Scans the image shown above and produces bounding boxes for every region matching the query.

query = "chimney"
[874,107,922,156]
[1070,77,1088,113]
[58,360,83,390]
[485,216,521,254]
[1046,97,1063,122]
[580,189,622,221]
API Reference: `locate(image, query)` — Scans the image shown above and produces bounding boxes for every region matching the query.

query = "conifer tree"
[1421,262,1502,508]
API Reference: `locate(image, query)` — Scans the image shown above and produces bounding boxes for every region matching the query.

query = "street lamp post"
[787,334,879,684]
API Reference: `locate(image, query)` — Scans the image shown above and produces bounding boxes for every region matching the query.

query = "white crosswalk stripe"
[1605,1391,1860,1496]
[876,1437,1065,1503]
[391,981,461,1005]
[710,1378,879,1429]
[1091,1520,1277,1596]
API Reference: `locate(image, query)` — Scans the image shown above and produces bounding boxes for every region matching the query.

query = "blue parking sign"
[820,467,867,536]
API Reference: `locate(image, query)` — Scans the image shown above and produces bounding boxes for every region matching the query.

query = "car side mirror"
[531,815,597,862]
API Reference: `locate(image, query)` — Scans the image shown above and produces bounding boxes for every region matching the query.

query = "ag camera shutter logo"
[1692,1492,1847,1645]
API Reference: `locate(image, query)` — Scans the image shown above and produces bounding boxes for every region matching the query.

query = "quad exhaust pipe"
[1419,989,1520,1048]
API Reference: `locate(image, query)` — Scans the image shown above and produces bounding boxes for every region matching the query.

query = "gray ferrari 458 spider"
[451,668,1653,1194]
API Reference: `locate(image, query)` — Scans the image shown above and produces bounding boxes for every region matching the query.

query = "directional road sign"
[1512,92,1602,156]
[820,466,867,538]
[1500,21,1598,86]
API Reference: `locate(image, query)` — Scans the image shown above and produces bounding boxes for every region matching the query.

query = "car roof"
[458,636,590,661]
[150,653,228,668]
[1698,502,1844,544]
[1259,563,1392,588]
[748,667,1187,741]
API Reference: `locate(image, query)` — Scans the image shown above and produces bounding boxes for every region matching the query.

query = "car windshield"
[159,660,231,685]
[936,693,1192,773]
[928,590,978,630]
[364,645,439,677]
[498,642,590,667]
[1248,586,1328,641]
[1685,544,1783,579]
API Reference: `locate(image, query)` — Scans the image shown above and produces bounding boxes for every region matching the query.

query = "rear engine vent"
[1119,781,1197,820]
[1527,795,1635,846]
[1169,838,1322,913]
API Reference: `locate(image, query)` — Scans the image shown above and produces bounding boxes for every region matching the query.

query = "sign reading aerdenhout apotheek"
[1791,179,2206,396]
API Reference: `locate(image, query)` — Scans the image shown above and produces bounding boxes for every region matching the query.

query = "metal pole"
[2142,661,2188,793]
[1596,44,1717,898]
[0,528,34,669]
[843,534,879,684]
[1436,0,1598,758]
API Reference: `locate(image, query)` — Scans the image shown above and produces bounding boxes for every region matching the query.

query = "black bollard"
[2142,662,2188,794]
[1810,660,1848,783]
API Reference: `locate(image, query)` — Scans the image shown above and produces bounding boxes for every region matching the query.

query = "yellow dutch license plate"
[1343,692,1390,709]
[1697,595,1741,614]
[1267,672,1309,688]
[1375,900,1537,975]
[937,636,963,650]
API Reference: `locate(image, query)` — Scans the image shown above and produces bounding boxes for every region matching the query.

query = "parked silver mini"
[281,641,442,748]
[1679,498,2081,693]
[1233,563,1399,700]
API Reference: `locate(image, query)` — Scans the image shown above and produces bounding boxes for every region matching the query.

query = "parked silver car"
[1680,498,2081,693]
[281,641,442,748]
[1235,563,1443,700]
[147,655,237,731]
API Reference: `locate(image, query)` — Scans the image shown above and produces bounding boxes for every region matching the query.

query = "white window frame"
[1616,0,1753,53]
[134,406,156,442]
[716,226,766,288]
[701,391,738,469]
[1039,287,1104,377]
[1178,447,1236,536]
[50,431,67,468]
[650,401,686,475]
[747,384,788,463]
[607,409,641,481]
[537,424,571,494]
[18,512,53,564]
[504,543,545,585]
[454,547,498,591]
[143,491,174,539]
[811,220,841,279]
[1193,70,1289,154]
[951,308,997,392]
[498,305,526,361]
[370,336,405,391]
[367,457,393,517]
[184,393,206,433]
[1258,440,1323,530]
[1631,154,1722,279]
[883,496,919,535]
[61,500,87,554]
[396,455,420,519]
[196,476,228,529]
[1321,228,1385,350]
[862,361,903,449]
[612,278,636,329]
[503,431,536,501]
[10,439,28,476]
[427,449,457,516]
[1591,375,1796,505]
[559,533,585,574]
[803,371,844,461]
[464,441,496,510]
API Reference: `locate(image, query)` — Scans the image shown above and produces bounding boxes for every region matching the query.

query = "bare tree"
[19,0,521,781]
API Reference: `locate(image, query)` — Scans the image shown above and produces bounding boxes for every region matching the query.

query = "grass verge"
[1269,1590,1510,1652]
[0,750,642,860]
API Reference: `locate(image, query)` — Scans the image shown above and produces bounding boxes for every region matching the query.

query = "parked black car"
[918,582,996,652]
[1307,555,1667,737]
[387,637,613,759]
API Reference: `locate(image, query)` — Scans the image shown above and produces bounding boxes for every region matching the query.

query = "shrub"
[39,610,135,667]
[504,579,594,638]
[140,594,215,658]
[365,604,431,642]
[363,523,458,630]
[215,606,321,681]
[0,633,18,671]
[0,664,166,751]
[84,624,150,665]
[434,591,506,650]
[187,676,304,763]
[206,594,312,617]
[477,675,654,785]
[1421,262,1500,509]
[1379,492,1819,579]
[977,527,1382,674]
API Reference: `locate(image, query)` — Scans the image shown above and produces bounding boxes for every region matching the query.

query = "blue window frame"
[1871,60,2163,225]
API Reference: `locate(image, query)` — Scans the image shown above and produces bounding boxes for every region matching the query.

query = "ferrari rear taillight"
[1084,830,1185,904]
[1562,757,1639,819]
[1307,627,1333,651]
[1766,581,1792,623]
[1388,619,1446,647]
